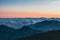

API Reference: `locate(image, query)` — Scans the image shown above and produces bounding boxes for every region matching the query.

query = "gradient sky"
[0,0,60,18]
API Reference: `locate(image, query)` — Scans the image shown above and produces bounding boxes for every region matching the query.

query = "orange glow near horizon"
[0,11,60,18]
[0,0,60,18]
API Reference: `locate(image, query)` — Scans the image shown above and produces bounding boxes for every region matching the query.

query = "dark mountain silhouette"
[0,25,15,31]
[17,26,41,38]
[30,20,60,31]
[35,20,60,26]
[0,25,18,40]
[18,30,60,40]
[18,20,60,40]
[0,25,41,40]
[31,20,60,28]
[0,20,60,40]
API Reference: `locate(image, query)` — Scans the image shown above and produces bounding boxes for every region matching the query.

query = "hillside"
[0,25,18,40]
[0,20,60,40]
[0,25,41,40]
[18,30,60,40]
[30,20,60,31]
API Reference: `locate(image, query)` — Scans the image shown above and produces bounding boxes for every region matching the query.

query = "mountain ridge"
[0,18,60,29]
[0,20,60,40]
[30,20,60,31]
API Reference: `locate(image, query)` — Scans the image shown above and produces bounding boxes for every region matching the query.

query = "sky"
[0,0,60,18]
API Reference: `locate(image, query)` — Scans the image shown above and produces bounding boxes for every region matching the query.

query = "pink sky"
[0,11,60,18]
[0,0,60,18]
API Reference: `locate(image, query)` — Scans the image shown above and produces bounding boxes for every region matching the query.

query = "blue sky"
[0,0,53,5]
[0,0,60,18]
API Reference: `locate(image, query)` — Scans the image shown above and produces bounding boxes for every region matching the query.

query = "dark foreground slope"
[18,30,60,40]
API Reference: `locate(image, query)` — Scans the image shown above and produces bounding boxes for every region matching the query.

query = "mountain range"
[0,20,60,40]
[0,18,60,29]
[30,20,60,32]
[0,25,41,40]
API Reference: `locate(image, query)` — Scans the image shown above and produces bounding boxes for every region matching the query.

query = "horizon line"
[0,17,60,18]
